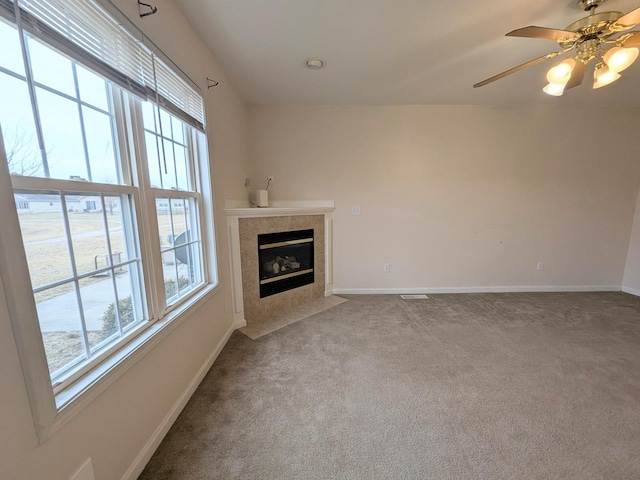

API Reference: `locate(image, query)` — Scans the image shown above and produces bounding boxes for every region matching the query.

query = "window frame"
[125,97,211,317]
[0,114,219,445]
[6,57,155,391]
[0,2,219,442]
[10,178,151,389]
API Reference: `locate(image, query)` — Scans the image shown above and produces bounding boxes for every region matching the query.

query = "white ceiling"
[174,0,640,106]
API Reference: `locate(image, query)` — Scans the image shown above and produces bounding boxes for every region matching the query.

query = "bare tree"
[4,125,43,177]
[104,197,118,215]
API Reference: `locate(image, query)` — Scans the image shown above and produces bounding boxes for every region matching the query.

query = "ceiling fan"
[474,0,640,95]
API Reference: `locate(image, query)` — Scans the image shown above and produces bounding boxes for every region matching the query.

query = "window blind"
[0,0,205,130]
[152,56,206,131]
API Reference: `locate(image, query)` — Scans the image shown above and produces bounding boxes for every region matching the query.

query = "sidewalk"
[37,262,189,332]
[37,273,129,332]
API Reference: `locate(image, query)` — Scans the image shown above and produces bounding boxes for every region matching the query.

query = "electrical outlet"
[351,206,361,215]
[383,263,391,272]
[244,177,251,187]
[537,262,544,271]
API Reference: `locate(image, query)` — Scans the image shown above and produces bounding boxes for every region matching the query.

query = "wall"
[623,188,640,295]
[0,0,249,479]
[248,105,640,292]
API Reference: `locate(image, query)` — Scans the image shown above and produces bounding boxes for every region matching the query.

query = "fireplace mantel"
[224,200,335,217]
[224,200,335,326]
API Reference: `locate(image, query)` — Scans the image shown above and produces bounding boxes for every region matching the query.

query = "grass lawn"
[18,212,128,373]
[18,211,114,242]
[42,331,105,374]
[19,211,187,297]
[18,211,129,300]
[18,210,190,375]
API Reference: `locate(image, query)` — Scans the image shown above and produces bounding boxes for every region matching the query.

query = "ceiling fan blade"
[565,61,587,90]
[621,31,640,47]
[616,6,640,27]
[506,26,580,42]
[473,52,561,88]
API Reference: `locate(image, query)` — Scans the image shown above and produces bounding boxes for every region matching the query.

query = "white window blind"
[0,0,205,130]
[153,57,206,131]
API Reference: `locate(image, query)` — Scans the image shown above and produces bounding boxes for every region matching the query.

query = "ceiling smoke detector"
[304,58,326,69]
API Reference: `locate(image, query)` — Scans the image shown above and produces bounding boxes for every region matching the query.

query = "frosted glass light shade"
[543,82,565,96]
[546,59,576,84]
[603,47,639,73]
[593,64,621,89]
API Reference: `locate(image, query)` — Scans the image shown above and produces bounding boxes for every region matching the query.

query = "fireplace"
[258,229,314,298]
[225,205,334,325]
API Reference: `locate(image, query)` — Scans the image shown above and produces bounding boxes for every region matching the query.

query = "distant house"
[13,194,116,214]
[14,195,31,214]
[156,199,185,212]
[81,196,103,213]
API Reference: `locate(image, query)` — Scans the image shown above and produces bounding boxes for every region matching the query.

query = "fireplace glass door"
[258,229,314,298]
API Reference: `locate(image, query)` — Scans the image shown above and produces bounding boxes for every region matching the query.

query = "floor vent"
[401,294,429,300]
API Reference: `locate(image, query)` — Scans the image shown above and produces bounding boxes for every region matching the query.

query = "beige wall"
[4,3,640,478]
[0,0,248,479]
[623,189,640,294]
[248,105,640,292]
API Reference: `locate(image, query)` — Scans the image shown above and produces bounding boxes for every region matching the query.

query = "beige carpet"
[139,292,640,479]
[239,294,347,339]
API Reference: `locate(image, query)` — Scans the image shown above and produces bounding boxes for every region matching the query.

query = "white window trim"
[0,129,56,439]
[126,99,212,318]
[0,121,220,442]
[7,75,156,392]
[8,81,211,388]
[0,0,220,442]
[52,280,219,437]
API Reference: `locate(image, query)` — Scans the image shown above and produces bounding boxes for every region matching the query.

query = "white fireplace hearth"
[224,200,335,327]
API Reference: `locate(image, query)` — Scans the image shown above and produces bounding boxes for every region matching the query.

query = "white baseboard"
[622,286,640,297]
[233,313,247,328]
[121,319,244,480]
[333,285,622,295]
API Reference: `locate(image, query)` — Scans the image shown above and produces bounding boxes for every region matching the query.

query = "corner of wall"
[622,187,640,296]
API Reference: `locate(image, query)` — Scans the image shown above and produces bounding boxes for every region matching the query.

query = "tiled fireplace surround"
[224,201,335,326]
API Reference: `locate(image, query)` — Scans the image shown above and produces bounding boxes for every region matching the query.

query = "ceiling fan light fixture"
[474,0,640,96]
[593,63,621,89]
[546,59,576,83]
[543,82,566,96]
[603,46,639,73]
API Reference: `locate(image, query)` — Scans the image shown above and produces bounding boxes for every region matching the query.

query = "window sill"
[45,281,221,441]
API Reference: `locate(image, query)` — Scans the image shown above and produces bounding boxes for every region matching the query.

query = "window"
[0,0,214,413]
[141,103,205,303]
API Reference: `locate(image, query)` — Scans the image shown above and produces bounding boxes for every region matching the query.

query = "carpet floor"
[139,292,640,479]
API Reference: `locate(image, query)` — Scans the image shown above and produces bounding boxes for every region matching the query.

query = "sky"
[0,18,191,190]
